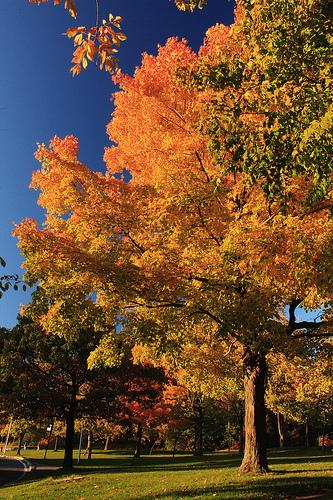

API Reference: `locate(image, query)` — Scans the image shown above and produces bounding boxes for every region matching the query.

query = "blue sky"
[0,0,235,327]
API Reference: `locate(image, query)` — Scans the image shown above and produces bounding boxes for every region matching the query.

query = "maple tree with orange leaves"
[16,0,333,474]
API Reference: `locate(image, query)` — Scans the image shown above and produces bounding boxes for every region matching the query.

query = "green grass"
[1,447,333,499]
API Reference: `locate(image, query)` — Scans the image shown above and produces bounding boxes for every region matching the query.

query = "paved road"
[0,457,30,486]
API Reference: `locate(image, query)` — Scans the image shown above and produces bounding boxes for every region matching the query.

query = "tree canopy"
[12,0,333,474]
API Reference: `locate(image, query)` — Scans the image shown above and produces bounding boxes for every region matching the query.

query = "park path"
[0,456,31,486]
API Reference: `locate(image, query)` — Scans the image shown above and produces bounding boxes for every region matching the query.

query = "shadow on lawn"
[1,452,243,490]
[17,468,333,500]
[4,448,333,499]
[25,451,243,472]
[269,456,333,466]
[134,476,333,500]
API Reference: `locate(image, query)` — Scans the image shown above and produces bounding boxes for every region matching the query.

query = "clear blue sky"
[0,0,235,327]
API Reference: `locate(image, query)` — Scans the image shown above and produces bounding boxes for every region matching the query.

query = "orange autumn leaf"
[28,0,126,75]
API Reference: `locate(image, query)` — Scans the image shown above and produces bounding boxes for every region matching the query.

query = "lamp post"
[44,421,54,459]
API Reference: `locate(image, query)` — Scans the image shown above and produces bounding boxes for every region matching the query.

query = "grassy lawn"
[1,447,333,499]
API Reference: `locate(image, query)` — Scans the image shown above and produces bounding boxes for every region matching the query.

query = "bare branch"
[125,299,186,310]
[300,202,333,219]
[192,307,224,327]
[165,105,187,125]
[95,0,99,32]
[222,338,238,357]
[188,275,224,288]
[195,152,210,184]
[124,232,145,254]
[287,299,333,338]
[197,204,221,247]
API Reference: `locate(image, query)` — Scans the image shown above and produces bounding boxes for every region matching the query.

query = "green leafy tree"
[193,0,333,199]
[267,341,333,445]
[0,317,122,468]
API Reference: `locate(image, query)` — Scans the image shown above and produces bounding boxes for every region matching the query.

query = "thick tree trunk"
[87,431,93,460]
[104,436,110,451]
[192,393,204,456]
[63,385,77,469]
[239,350,269,473]
[134,422,142,458]
[277,413,285,448]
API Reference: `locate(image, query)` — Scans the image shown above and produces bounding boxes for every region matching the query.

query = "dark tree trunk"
[305,422,310,447]
[63,384,77,469]
[54,436,59,452]
[172,432,182,459]
[234,405,245,454]
[239,349,269,473]
[277,413,285,448]
[134,422,142,458]
[192,393,204,456]
[17,432,26,455]
[104,436,110,451]
[87,431,93,460]
[238,413,245,454]
[322,427,325,451]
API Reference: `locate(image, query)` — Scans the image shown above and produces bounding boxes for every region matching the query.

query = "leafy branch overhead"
[66,15,126,76]
[28,0,206,75]
[29,0,126,75]
[0,258,26,299]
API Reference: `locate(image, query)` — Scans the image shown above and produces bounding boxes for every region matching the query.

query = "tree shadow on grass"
[133,476,333,500]
[0,453,242,491]
[4,448,333,498]
[22,451,243,473]
[269,456,333,466]
[3,470,333,500]
[269,447,333,460]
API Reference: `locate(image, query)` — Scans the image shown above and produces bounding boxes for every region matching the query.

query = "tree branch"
[95,0,99,33]
[188,275,224,288]
[190,307,224,327]
[124,232,145,254]
[300,202,333,219]
[125,299,186,310]
[287,299,333,338]
[197,204,221,247]
[288,299,303,328]
[222,338,238,357]
[195,152,210,184]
